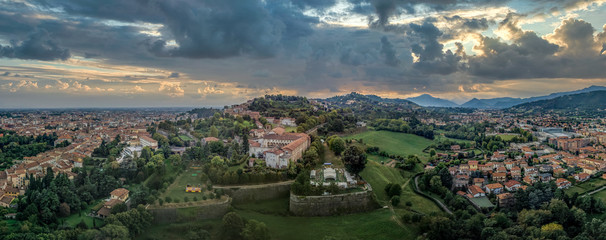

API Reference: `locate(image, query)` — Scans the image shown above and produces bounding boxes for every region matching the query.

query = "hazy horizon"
[1,0,606,107]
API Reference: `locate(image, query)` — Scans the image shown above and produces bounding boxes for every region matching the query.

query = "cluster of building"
[96,188,130,218]
[0,110,177,207]
[249,126,311,169]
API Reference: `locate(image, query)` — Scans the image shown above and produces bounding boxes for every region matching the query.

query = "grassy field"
[136,219,223,240]
[235,206,416,240]
[593,188,606,200]
[284,126,298,133]
[496,134,518,141]
[59,199,105,228]
[360,160,439,216]
[178,134,193,141]
[345,131,434,160]
[566,178,606,196]
[321,143,345,167]
[159,168,210,203]
[360,161,407,202]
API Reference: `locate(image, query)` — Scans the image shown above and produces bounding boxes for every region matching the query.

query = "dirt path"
[213,180,294,189]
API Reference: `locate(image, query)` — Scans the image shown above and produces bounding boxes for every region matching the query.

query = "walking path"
[583,185,606,196]
[414,174,453,215]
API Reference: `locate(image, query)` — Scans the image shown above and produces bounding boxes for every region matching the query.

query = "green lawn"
[360,161,439,216]
[284,126,298,133]
[178,134,193,141]
[159,168,210,203]
[400,182,441,214]
[321,144,345,168]
[496,134,518,141]
[136,219,223,240]
[236,208,415,240]
[360,161,407,202]
[566,178,606,196]
[346,131,434,160]
[59,199,105,228]
[593,188,606,200]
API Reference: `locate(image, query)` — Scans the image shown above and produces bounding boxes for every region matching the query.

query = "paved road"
[414,174,453,215]
[583,185,606,196]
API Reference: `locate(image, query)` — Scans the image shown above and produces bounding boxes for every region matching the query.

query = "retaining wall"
[289,190,377,216]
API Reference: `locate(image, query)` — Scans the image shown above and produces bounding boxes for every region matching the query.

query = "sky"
[1,0,606,108]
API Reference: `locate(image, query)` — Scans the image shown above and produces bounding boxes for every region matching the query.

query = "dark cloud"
[380,36,399,66]
[0,30,70,61]
[168,72,180,78]
[291,0,337,10]
[349,0,506,26]
[550,18,596,56]
[466,16,606,79]
[28,0,319,59]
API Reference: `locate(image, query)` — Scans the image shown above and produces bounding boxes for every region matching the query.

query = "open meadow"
[345,130,434,160]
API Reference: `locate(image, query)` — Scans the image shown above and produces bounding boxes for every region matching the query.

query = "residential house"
[556,178,572,189]
[468,161,478,171]
[454,175,470,188]
[473,178,485,187]
[468,185,486,198]
[574,173,591,182]
[504,180,522,192]
[110,188,129,202]
[539,173,552,183]
[485,183,504,194]
[492,172,507,183]
[497,193,515,208]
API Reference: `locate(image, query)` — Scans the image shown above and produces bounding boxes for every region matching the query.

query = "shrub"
[391,196,401,207]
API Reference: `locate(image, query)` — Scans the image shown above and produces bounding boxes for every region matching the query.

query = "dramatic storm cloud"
[1,0,606,107]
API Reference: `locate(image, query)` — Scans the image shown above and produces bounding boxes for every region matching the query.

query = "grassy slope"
[361,161,440,214]
[345,130,434,160]
[235,200,416,240]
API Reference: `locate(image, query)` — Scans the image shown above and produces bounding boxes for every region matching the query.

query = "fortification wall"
[148,198,232,224]
[220,181,292,204]
[289,190,377,216]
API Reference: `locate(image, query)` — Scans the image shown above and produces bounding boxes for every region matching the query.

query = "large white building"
[249,127,311,169]
[139,135,158,149]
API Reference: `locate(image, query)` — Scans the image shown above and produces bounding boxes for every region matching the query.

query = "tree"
[59,202,71,217]
[342,146,367,175]
[387,184,402,198]
[210,126,219,138]
[222,212,245,240]
[99,224,129,240]
[328,136,345,155]
[429,149,436,157]
[391,196,401,207]
[241,220,270,240]
[111,203,127,214]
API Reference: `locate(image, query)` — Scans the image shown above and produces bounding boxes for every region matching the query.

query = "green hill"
[509,90,606,114]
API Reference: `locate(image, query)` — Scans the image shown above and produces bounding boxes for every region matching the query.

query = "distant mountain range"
[509,90,606,112]
[406,85,606,109]
[406,94,459,108]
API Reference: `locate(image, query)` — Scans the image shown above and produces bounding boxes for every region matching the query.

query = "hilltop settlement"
[3,92,606,239]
